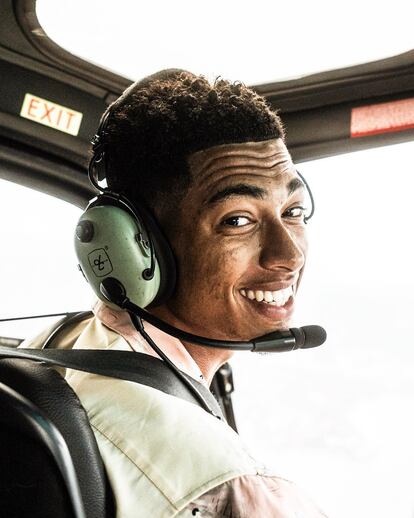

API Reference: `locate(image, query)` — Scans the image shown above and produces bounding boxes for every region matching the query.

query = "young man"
[26,70,326,516]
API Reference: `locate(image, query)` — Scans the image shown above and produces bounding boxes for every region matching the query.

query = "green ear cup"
[74,205,161,309]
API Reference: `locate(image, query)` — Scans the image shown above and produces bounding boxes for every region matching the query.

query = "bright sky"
[2,2,414,517]
[37,0,414,84]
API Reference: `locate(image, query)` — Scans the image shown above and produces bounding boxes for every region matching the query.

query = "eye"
[283,206,307,219]
[221,215,252,227]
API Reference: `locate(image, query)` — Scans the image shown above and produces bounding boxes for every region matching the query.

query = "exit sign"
[20,93,83,136]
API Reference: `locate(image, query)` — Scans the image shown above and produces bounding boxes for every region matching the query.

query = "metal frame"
[1,0,413,205]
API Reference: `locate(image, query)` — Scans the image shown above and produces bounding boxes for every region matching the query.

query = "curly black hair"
[103,69,284,212]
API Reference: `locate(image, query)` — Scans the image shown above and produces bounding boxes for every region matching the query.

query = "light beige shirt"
[93,300,205,383]
[23,303,327,517]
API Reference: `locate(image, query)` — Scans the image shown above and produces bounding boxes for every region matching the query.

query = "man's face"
[157,138,308,341]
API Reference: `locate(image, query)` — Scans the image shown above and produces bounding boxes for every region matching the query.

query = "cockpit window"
[36,0,414,84]
[0,179,92,339]
[231,140,414,518]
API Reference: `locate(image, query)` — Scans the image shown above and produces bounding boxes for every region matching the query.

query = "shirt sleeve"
[179,474,328,517]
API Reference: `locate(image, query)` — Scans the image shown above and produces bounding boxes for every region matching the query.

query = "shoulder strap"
[0,347,224,419]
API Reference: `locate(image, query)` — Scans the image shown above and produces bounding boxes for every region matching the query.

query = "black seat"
[0,358,115,518]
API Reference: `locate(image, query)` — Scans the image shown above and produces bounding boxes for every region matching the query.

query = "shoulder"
[74,373,258,480]
[20,313,96,350]
[179,474,328,518]
[22,315,267,515]
[68,359,259,516]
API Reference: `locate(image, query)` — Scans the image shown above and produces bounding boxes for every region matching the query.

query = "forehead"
[186,138,296,196]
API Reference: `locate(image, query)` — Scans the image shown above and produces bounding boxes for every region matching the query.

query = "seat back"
[0,358,115,518]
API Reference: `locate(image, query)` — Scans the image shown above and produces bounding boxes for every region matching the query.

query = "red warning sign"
[20,93,83,136]
[351,98,414,138]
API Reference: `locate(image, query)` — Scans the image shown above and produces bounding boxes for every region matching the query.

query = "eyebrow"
[206,184,266,205]
[206,177,305,206]
[287,177,305,196]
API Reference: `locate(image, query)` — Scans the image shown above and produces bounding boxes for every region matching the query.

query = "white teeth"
[247,290,255,300]
[273,291,284,306]
[255,290,264,302]
[240,286,292,306]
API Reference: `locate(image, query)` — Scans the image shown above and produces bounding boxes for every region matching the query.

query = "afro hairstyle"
[101,69,285,212]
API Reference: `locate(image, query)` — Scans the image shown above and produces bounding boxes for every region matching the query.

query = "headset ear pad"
[75,193,176,309]
[137,204,177,307]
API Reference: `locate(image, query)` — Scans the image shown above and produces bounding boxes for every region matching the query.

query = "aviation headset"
[75,99,315,312]
[75,107,178,309]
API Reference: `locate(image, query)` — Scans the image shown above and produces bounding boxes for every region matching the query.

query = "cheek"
[177,237,251,300]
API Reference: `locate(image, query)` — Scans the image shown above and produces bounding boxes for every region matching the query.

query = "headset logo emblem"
[88,249,113,277]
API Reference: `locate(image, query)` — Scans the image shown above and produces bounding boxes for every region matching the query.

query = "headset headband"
[89,109,112,191]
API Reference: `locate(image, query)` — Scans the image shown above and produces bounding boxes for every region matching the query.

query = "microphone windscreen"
[297,325,327,349]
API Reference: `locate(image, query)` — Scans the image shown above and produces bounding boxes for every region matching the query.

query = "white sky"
[37,0,414,84]
[2,2,414,516]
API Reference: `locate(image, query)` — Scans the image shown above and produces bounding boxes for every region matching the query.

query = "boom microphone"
[100,277,327,353]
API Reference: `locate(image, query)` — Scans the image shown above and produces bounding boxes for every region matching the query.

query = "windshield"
[36,0,414,84]
[232,140,414,518]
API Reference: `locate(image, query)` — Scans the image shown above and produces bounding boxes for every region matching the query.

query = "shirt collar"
[93,300,205,383]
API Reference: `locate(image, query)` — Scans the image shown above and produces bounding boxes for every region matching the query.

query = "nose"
[259,217,306,273]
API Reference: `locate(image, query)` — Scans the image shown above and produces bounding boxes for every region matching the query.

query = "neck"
[149,306,234,385]
[182,341,234,386]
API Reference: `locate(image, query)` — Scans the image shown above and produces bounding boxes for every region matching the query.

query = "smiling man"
[25,70,326,517]
[151,138,308,384]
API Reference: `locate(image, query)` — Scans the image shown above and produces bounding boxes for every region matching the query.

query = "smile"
[240,286,293,307]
